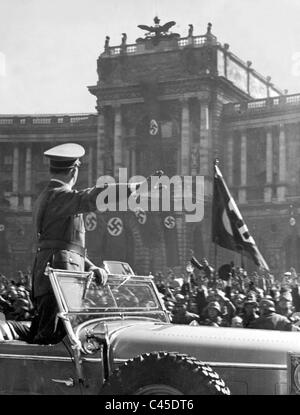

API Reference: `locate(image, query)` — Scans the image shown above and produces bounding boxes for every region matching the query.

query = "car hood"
[94,319,300,365]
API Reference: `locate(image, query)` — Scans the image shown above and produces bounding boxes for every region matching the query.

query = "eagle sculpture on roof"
[138,16,176,37]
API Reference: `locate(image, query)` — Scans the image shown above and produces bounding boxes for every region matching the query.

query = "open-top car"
[0,261,300,395]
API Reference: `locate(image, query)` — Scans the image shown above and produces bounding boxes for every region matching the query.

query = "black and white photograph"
[0,0,300,400]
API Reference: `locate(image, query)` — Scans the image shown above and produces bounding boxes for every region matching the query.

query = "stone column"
[130,148,136,176]
[227,133,234,186]
[96,109,105,177]
[264,126,273,202]
[277,123,286,201]
[113,104,122,178]
[238,129,247,203]
[199,101,210,177]
[10,146,19,209]
[124,147,130,172]
[12,146,19,193]
[180,97,190,175]
[24,146,32,192]
[24,146,32,211]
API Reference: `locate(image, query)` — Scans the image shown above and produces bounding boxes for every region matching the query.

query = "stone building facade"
[0,20,299,278]
[222,95,300,273]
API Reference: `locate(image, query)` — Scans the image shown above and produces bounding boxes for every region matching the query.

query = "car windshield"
[53,270,161,313]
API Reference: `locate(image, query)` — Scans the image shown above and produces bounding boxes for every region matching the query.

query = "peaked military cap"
[259,298,275,312]
[44,143,85,170]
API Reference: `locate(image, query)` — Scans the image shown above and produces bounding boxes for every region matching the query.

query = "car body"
[0,261,299,395]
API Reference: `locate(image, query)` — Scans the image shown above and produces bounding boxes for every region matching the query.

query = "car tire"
[100,351,231,395]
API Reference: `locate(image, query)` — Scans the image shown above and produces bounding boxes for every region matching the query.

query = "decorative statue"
[121,33,127,47]
[206,23,214,43]
[104,36,110,52]
[138,16,176,38]
[188,24,194,37]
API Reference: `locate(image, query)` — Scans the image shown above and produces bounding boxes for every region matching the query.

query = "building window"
[33,118,51,124]
[0,119,13,125]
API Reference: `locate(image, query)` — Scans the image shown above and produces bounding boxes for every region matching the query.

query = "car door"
[0,339,82,395]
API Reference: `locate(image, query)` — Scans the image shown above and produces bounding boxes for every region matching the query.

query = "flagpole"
[212,158,219,288]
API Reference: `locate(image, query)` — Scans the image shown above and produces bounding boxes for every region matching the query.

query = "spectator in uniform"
[193,287,206,318]
[232,293,246,317]
[249,298,300,331]
[200,301,227,327]
[181,272,193,298]
[154,272,166,295]
[291,284,300,313]
[276,290,300,325]
[171,294,200,325]
[200,258,214,288]
[276,291,293,317]
[242,293,259,328]
[270,287,281,305]
[214,288,236,325]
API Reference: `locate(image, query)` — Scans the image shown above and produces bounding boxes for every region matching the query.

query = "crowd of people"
[153,259,300,332]
[0,271,33,322]
[1,260,300,334]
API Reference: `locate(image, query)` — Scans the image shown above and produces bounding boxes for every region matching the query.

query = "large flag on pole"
[212,161,269,271]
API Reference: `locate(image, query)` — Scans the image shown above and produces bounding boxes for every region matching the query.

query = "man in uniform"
[249,298,300,332]
[28,143,129,344]
[171,294,200,325]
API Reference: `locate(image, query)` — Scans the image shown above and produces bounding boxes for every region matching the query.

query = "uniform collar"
[50,178,72,190]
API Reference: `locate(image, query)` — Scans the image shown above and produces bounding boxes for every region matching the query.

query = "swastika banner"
[100,213,134,266]
[212,163,269,271]
[161,213,179,267]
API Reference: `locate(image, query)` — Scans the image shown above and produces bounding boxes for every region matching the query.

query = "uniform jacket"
[248,311,293,331]
[32,179,131,298]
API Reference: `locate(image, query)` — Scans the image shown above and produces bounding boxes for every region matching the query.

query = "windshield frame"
[48,267,168,317]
